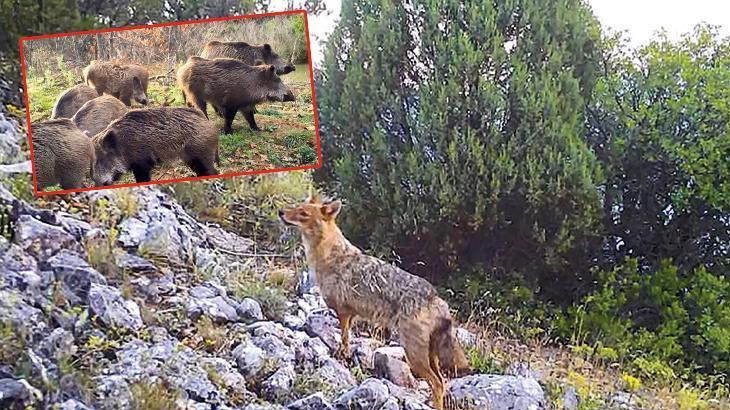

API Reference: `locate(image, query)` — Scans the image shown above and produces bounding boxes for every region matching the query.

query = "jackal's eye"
[299,210,310,218]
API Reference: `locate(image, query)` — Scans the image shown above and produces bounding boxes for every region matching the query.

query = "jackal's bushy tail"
[430,317,471,377]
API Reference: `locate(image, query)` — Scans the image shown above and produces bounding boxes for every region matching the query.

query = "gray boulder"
[448,374,546,410]
[332,378,391,410]
[287,392,334,410]
[304,310,342,352]
[14,215,83,263]
[0,378,42,408]
[373,347,416,388]
[88,284,143,331]
[262,362,296,402]
[47,250,107,305]
[232,341,269,380]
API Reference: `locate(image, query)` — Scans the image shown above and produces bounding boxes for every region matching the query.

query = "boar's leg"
[186,156,218,177]
[131,163,152,183]
[191,95,209,119]
[223,106,237,134]
[118,90,132,107]
[242,109,260,131]
[58,173,84,190]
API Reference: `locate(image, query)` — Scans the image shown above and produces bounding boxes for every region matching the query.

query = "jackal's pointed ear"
[307,194,321,204]
[321,200,342,220]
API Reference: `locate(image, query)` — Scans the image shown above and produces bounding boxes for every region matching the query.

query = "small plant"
[465,345,502,374]
[621,372,642,392]
[129,380,180,410]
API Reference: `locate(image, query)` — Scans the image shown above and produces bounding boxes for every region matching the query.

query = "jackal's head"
[278,195,342,240]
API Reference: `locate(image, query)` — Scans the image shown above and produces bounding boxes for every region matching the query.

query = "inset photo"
[20,10,320,195]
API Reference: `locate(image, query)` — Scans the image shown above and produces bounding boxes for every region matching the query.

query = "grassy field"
[26,62,318,191]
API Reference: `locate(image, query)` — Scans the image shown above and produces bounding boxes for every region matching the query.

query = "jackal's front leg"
[335,311,352,360]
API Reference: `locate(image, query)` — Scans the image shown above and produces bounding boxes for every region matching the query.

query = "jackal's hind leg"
[335,311,353,360]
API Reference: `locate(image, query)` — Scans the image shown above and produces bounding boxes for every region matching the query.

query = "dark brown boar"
[176,57,296,134]
[82,60,149,106]
[50,84,98,119]
[31,118,95,190]
[91,107,219,186]
[71,95,128,137]
[201,40,296,75]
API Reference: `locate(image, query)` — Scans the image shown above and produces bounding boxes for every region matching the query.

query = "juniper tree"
[316,0,604,300]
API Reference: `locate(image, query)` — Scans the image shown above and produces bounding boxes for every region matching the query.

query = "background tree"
[316,0,604,300]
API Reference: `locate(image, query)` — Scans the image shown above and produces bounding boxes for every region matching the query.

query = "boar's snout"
[283,91,296,102]
[137,96,149,105]
[277,63,296,75]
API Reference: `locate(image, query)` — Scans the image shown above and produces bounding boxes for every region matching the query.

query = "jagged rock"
[380,397,400,410]
[163,345,223,403]
[287,392,334,410]
[0,289,49,343]
[58,398,93,409]
[506,362,542,381]
[609,391,639,409]
[562,386,579,410]
[252,334,296,364]
[200,357,251,401]
[47,250,107,305]
[237,298,265,323]
[448,374,546,410]
[186,295,239,323]
[14,215,83,263]
[38,328,76,362]
[297,292,327,315]
[455,327,478,349]
[249,321,290,338]
[315,357,357,392]
[88,284,143,331]
[0,160,30,173]
[283,312,306,330]
[95,375,132,410]
[130,274,175,302]
[304,309,342,352]
[232,341,269,380]
[117,217,147,249]
[116,252,156,274]
[351,337,381,370]
[403,397,434,410]
[57,214,92,242]
[333,378,392,410]
[374,347,416,388]
[262,362,296,402]
[0,378,42,408]
[292,331,330,366]
[297,269,317,296]
[0,240,41,292]
[244,404,285,410]
[0,113,23,161]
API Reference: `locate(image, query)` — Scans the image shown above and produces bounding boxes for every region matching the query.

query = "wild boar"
[71,95,128,137]
[91,107,219,186]
[31,118,95,190]
[201,40,296,75]
[82,60,149,106]
[50,84,98,119]
[177,56,296,134]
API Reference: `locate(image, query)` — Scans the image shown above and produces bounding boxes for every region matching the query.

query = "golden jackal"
[279,196,470,409]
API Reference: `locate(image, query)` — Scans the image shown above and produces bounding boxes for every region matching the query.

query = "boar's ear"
[263,43,272,55]
[254,59,264,66]
[101,130,118,152]
[321,200,342,220]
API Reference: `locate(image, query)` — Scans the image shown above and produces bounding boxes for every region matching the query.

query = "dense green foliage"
[317,0,604,296]
[316,0,730,384]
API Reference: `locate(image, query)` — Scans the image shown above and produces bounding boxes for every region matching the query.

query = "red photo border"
[19,9,322,197]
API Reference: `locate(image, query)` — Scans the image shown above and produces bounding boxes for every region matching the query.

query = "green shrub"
[561,258,730,379]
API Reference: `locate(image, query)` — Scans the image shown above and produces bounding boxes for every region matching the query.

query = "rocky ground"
[0,101,549,409]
